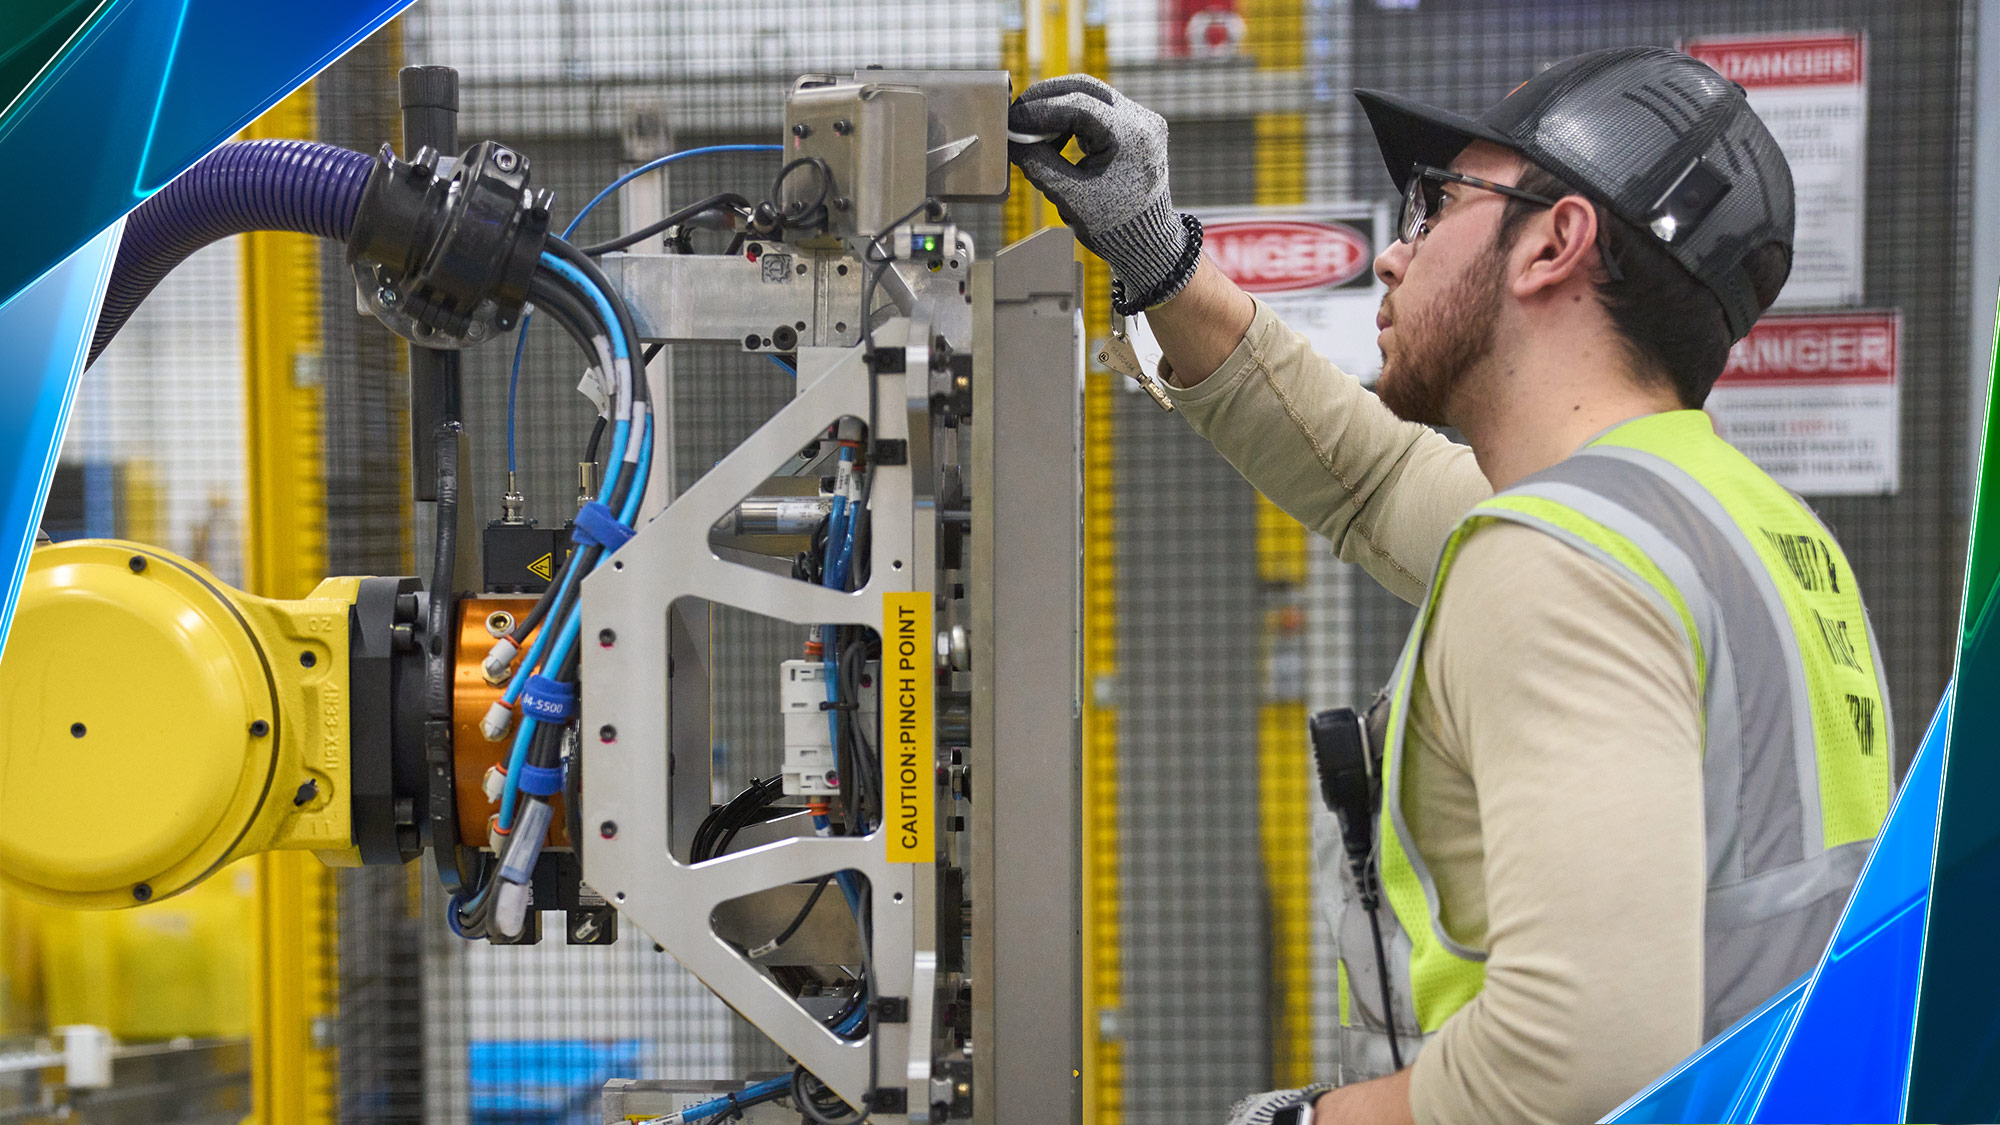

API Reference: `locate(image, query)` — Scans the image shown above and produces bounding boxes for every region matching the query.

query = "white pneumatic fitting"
[481,701,514,742]
[482,638,519,685]
[482,765,508,803]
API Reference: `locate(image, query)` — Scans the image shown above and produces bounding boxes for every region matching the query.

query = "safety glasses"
[1398,164,1559,244]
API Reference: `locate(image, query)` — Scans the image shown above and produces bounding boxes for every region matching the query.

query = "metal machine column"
[971,227,1085,1125]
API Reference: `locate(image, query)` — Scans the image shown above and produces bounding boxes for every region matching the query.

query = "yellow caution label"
[526,552,555,581]
[884,592,934,863]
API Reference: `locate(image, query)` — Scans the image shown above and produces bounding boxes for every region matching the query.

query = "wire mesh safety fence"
[24,0,1978,1120]
[54,240,247,582]
[324,0,1984,1112]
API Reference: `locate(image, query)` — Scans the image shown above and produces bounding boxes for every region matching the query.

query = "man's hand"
[1007,75,1204,314]
[1224,1085,1334,1125]
[1224,1069,1415,1125]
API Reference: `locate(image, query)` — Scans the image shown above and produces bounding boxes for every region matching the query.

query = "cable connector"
[481,700,515,742]
[500,471,526,525]
[482,765,508,803]
[482,637,519,684]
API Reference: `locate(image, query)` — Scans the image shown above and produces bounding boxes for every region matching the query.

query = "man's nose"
[1375,239,1409,289]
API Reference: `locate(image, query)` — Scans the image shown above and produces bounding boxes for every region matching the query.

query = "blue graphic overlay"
[0,221,121,665]
[0,0,411,663]
[1606,692,1950,1122]
[1908,288,2000,1120]
[0,0,411,311]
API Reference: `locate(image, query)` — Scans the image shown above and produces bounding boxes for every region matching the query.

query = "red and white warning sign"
[1685,31,1868,308]
[1199,209,1386,380]
[1203,219,1373,295]
[1117,207,1390,388]
[1707,309,1900,495]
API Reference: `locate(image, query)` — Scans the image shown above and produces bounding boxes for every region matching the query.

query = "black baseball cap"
[1355,46,1794,341]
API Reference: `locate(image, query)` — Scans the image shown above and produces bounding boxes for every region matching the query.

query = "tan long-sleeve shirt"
[1160,300,1707,1125]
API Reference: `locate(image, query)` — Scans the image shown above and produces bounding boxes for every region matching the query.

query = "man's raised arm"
[1008,77,1488,601]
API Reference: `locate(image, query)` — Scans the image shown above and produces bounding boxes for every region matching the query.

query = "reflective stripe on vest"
[1334,411,1893,1077]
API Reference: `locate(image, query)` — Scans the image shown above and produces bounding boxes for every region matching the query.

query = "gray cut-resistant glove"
[1223,1085,1336,1125]
[1008,75,1205,315]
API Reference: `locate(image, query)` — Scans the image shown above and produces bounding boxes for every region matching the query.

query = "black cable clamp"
[818,699,860,712]
[869,995,910,1023]
[347,140,554,345]
[870,1088,909,1114]
[871,439,908,466]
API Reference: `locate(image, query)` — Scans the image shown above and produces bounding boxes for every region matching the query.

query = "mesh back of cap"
[1510,49,1796,336]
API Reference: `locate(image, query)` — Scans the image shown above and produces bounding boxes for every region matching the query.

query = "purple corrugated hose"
[89,139,376,364]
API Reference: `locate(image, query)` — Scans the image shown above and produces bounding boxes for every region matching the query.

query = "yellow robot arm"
[0,541,420,909]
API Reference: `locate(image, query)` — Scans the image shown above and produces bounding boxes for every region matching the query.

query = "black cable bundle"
[504,245,646,655]
[690,777,787,863]
[578,191,752,257]
[765,157,836,237]
[834,634,883,833]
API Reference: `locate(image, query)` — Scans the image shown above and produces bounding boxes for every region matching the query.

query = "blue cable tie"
[516,762,565,797]
[519,674,577,723]
[571,500,636,552]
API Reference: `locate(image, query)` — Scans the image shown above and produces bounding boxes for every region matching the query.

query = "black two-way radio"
[1308,705,1404,1070]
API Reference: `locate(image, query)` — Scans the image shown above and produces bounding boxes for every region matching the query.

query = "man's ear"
[1508,195,1599,299]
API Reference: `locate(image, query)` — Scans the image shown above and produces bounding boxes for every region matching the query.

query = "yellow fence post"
[1242,0,1318,1089]
[239,82,340,1125]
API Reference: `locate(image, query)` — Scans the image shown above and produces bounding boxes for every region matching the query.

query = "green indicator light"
[923,236,937,252]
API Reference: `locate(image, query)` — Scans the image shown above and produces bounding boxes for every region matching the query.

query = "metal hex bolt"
[599,628,617,647]
[600,821,618,839]
[599,724,617,743]
[127,555,147,574]
[249,719,270,737]
[132,883,152,903]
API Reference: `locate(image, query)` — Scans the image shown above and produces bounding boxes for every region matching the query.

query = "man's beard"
[1375,241,1505,426]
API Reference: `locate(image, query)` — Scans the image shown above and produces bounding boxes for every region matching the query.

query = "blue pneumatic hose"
[506,144,783,472]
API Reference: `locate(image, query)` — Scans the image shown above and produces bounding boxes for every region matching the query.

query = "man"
[1008,47,1894,1124]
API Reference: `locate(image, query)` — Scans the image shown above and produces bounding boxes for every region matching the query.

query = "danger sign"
[1688,33,1864,87]
[1708,310,1900,495]
[1203,220,1373,294]
[1190,206,1388,382]
[1685,31,1868,308]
